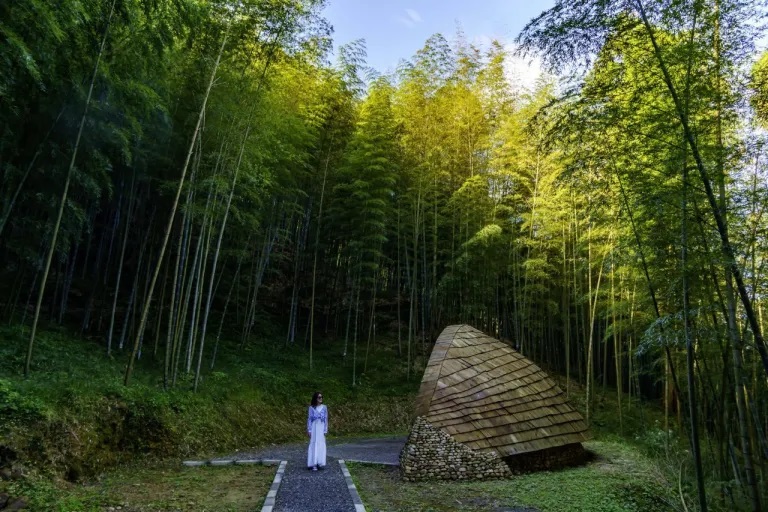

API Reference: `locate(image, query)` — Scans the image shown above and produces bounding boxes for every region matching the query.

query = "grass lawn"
[348,441,676,512]
[2,463,276,512]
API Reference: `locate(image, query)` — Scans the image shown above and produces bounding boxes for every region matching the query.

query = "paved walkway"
[328,436,406,465]
[230,436,407,465]
[227,436,406,512]
[272,457,354,512]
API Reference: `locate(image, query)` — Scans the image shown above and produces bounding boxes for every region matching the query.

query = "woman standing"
[306,391,328,470]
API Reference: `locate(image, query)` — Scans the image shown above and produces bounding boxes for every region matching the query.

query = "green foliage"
[633,422,679,458]
[3,462,276,512]
[0,378,49,427]
[751,50,768,126]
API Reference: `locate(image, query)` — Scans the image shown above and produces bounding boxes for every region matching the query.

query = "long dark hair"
[311,391,322,407]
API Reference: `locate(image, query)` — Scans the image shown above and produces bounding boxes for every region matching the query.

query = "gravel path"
[272,456,353,512]
[227,436,406,512]
[216,437,539,512]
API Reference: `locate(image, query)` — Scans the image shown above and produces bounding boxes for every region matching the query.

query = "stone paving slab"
[261,460,287,512]
[339,460,366,512]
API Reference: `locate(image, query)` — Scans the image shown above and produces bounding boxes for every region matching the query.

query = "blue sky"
[322,0,556,77]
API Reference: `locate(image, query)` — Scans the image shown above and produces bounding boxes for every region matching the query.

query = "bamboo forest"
[1,0,767,511]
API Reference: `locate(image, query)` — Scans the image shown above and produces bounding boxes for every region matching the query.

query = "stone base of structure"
[399,417,512,482]
[400,417,592,481]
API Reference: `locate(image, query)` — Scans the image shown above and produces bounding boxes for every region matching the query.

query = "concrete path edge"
[260,460,288,512]
[339,459,366,512]
[182,458,283,466]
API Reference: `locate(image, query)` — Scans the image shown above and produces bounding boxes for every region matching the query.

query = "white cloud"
[396,8,423,28]
[405,8,422,23]
[472,35,544,92]
[506,52,544,92]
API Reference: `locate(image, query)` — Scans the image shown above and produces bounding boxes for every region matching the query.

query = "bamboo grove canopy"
[415,325,590,459]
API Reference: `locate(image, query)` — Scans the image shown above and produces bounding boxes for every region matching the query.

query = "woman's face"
[317,393,323,404]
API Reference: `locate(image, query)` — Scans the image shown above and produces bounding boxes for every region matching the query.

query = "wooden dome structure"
[414,324,589,464]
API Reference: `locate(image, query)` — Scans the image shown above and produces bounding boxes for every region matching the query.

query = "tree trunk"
[59,239,79,325]
[108,173,137,355]
[585,242,607,425]
[364,251,380,373]
[682,156,708,512]
[397,199,402,357]
[25,0,117,376]
[352,268,361,387]
[241,220,278,347]
[194,123,252,391]
[188,210,214,379]
[407,186,423,379]
[164,197,187,388]
[309,141,333,370]
[124,26,229,386]
[635,0,768,379]
[614,164,683,398]
[563,220,571,397]
[211,246,246,370]
[611,253,621,434]
[287,201,310,346]
[119,226,150,351]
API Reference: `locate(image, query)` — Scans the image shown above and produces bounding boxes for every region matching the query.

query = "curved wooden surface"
[415,324,590,458]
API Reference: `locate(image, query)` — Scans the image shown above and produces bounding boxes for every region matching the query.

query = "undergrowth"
[350,441,676,512]
[1,324,752,511]
[0,323,418,482]
[3,462,276,511]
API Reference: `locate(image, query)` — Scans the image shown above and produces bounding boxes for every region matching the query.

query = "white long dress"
[306,404,328,468]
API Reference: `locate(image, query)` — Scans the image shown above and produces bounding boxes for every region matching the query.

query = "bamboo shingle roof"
[415,325,590,458]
